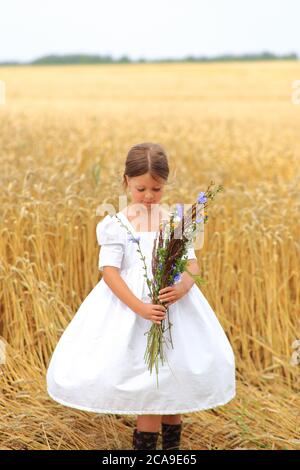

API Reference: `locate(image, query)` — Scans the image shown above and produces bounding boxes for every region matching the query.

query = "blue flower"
[128,234,140,243]
[176,203,184,220]
[174,273,181,282]
[197,192,207,204]
[158,262,163,269]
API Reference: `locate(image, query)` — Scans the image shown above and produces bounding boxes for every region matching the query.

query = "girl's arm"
[180,259,200,293]
[102,267,144,315]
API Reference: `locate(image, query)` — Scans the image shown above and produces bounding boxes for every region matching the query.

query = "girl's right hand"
[139,303,167,325]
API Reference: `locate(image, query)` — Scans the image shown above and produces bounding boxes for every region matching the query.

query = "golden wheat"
[0,62,299,449]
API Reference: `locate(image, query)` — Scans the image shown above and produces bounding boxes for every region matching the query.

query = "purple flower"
[174,273,181,282]
[128,234,140,243]
[158,262,163,269]
[197,192,207,204]
[196,216,204,223]
[176,203,184,220]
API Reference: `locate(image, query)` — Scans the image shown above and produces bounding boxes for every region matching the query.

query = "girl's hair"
[122,142,170,190]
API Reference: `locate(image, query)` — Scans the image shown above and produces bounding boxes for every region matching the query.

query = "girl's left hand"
[158,283,188,307]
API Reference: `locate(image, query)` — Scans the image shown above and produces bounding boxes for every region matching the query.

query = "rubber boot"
[132,427,159,450]
[161,421,182,450]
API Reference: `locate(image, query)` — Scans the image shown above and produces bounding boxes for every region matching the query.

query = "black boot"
[132,427,159,450]
[161,421,182,450]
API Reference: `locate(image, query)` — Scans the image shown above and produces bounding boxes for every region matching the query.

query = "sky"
[0,0,299,62]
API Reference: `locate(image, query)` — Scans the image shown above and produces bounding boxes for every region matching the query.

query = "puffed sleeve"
[96,214,127,272]
[186,241,197,260]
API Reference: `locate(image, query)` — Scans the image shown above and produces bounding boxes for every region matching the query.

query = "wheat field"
[0,62,299,450]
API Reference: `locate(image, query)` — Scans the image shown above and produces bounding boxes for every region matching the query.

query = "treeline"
[0,51,298,65]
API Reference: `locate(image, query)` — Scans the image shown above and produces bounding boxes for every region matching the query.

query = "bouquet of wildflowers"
[144,181,224,387]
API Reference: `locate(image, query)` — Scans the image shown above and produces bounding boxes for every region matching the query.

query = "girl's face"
[125,172,166,211]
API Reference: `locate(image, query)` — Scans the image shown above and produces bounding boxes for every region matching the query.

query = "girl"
[46,142,236,451]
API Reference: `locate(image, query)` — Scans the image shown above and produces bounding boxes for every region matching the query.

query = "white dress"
[46,211,236,415]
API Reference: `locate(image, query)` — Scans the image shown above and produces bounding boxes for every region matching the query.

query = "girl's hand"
[139,303,167,325]
[158,283,188,307]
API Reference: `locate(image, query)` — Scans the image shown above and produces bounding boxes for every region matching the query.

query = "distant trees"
[0,52,298,66]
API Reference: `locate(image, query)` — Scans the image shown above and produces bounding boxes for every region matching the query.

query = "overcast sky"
[0,0,299,62]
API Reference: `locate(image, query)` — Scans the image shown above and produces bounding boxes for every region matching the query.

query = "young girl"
[46,142,236,451]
